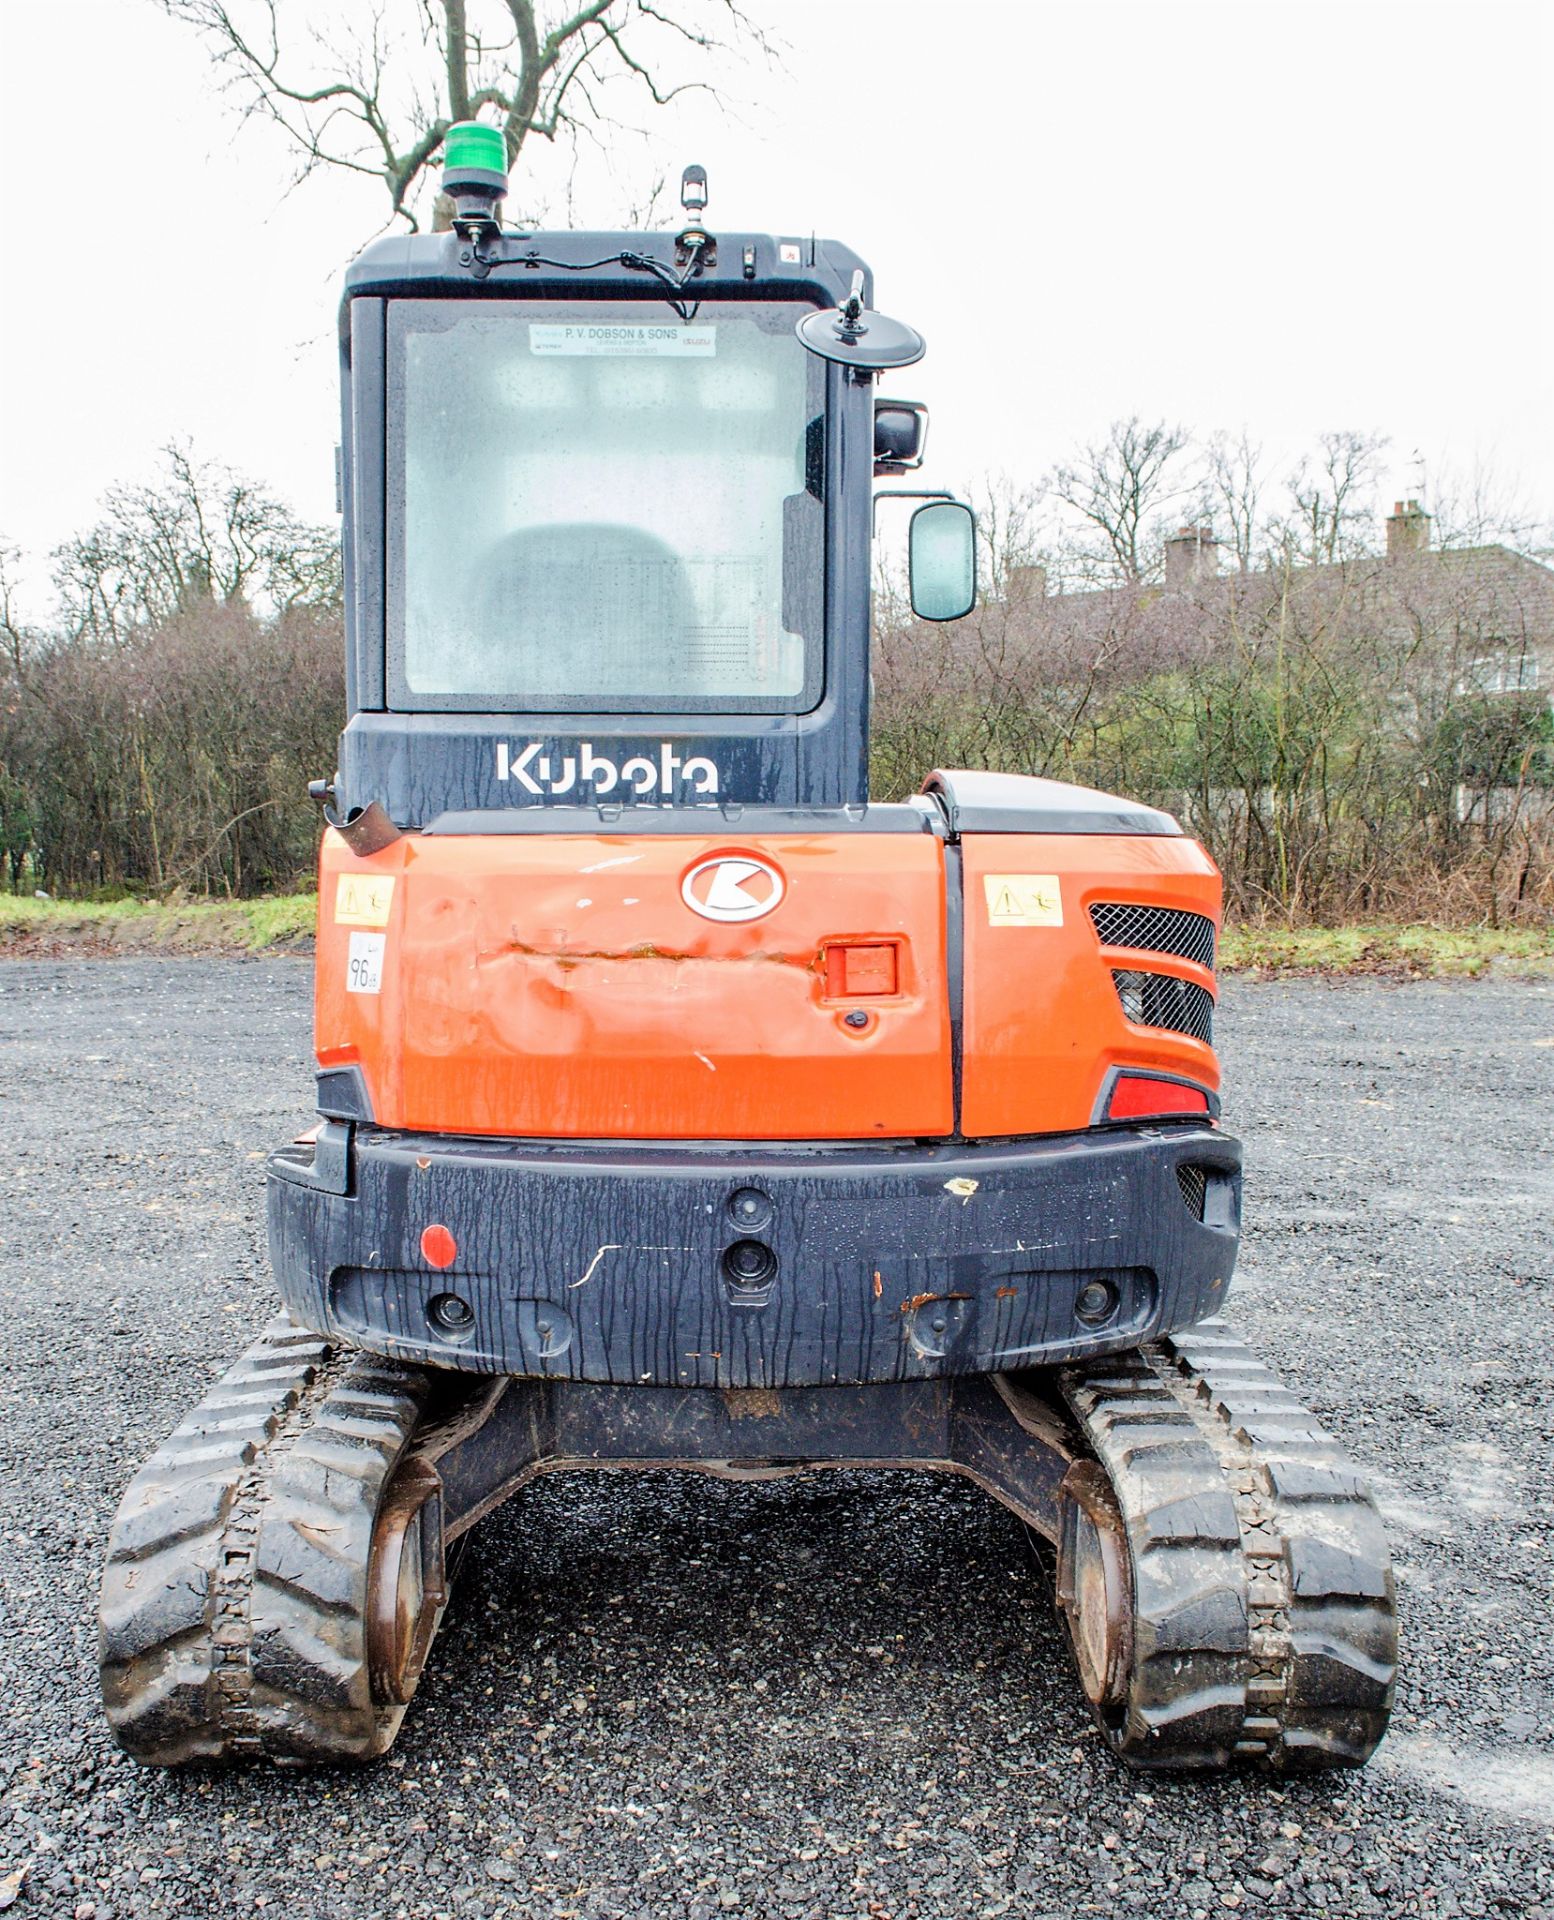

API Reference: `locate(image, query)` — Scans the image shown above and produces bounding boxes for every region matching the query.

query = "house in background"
[985,498,1554,837]
[1005,500,1554,707]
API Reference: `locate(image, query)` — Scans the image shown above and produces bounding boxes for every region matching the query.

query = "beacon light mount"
[441,121,508,248]
[675,163,715,272]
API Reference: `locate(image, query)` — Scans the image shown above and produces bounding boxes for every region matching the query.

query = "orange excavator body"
[264,220,1246,1394]
[315,824,1221,1142]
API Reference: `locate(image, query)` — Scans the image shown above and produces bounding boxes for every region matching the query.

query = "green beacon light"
[442,120,508,237]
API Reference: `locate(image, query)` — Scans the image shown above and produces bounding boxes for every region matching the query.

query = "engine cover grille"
[1110,969,1215,1043]
[1090,901,1216,970]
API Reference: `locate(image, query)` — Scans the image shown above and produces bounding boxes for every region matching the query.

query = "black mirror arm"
[872,487,954,531]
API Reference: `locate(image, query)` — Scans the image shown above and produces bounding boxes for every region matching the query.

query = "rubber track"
[1059,1317,1397,1772]
[100,1317,436,1766]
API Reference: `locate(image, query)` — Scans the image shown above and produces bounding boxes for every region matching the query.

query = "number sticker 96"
[346,930,386,995]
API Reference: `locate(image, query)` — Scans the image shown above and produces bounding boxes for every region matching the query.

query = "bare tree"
[1279,429,1388,566]
[1426,453,1554,558]
[0,545,31,680]
[51,444,339,644]
[158,0,775,230]
[1049,417,1190,585]
[969,472,1052,602]
[1201,428,1270,574]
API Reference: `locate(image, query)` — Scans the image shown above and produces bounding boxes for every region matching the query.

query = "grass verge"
[0,892,316,956]
[1220,921,1554,978]
[3,894,1550,976]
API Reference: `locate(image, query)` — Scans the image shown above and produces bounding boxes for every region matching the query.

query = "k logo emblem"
[681,855,786,923]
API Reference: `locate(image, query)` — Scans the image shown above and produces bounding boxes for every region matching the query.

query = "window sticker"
[335,872,395,927]
[529,323,716,358]
[346,931,386,995]
[983,874,1064,927]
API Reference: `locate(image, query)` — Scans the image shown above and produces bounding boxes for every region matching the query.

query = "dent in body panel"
[319,829,953,1139]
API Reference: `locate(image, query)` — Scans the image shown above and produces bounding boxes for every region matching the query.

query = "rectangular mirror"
[908,499,977,621]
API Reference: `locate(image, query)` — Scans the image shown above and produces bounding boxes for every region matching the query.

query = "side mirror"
[874,399,928,476]
[795,271,926,372]
[908,500,977,621]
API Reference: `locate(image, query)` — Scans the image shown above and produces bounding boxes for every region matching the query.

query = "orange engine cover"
[316,829,954,1140]
[957,832,1222,1136]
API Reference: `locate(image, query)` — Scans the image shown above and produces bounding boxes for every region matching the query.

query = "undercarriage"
[101,1314,1395,1771]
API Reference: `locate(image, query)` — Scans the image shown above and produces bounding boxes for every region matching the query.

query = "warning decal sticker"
[983,874,1064,927]
[334,873,395,928]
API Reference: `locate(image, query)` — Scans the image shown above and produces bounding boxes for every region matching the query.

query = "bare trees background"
[51,445,339,644]
[957,415,1550,594]
[1283,431,1389,566]
[2,422,1550,920]
[1050,417,1191,585]
[1,450,341,897]
[875,428,1554,924]
[157,0,774,228]
[874,574,1552,924]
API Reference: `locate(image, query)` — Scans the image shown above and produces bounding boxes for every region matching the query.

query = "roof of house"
[1005,542,1554,652]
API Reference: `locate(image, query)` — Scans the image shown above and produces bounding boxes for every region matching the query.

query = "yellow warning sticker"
[334,872,396,928]
[983,874,1063,927]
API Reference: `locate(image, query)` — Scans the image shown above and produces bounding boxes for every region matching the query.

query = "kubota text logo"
[496,741,719,798]
[681,856,786,924]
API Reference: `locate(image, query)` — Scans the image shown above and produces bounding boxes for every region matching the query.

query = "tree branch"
[161,0,772,231]
[442,0,472,117]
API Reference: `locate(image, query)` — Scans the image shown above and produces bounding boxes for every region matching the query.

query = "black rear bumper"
[266,1123,1241,1389]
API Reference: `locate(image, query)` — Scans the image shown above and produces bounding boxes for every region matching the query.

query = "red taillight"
[1107,1074,1211,1121]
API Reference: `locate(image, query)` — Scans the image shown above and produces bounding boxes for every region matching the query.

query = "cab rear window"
[385,298,825,714]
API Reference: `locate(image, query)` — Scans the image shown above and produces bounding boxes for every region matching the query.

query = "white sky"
[1,0,1550,607]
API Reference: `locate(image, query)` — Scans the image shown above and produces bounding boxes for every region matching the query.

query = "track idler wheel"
[367,1457,448,1707]
[1054,1461,1133,1711]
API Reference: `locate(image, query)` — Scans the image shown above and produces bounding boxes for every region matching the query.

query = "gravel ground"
[0,958,1551,1920]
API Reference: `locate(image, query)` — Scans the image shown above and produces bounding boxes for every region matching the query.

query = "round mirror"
[796,304,926,371]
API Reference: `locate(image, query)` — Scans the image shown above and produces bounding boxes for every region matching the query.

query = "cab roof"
[340,229,870,333]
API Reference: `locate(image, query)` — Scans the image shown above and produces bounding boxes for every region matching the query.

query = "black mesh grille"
[1090,901,1216,970]
[1110,969,1215,1043]
[1176,1164,1208,1220]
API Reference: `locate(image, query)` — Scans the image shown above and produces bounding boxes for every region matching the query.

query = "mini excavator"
[100,134,1396,1771]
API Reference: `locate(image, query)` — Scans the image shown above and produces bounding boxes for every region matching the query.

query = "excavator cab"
[99,133,1396,1774]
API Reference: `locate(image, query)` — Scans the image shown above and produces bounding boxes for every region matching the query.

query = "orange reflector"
[824,942,899,997]
[1108,1075,1210,1120]
[420,1224,458,1269]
